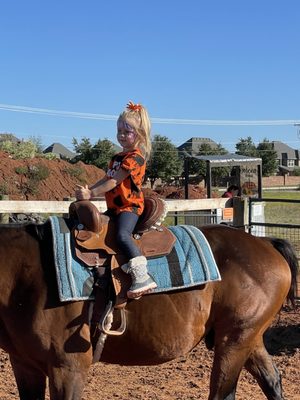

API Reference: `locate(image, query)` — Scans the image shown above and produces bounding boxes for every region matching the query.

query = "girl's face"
[117,120,137,150]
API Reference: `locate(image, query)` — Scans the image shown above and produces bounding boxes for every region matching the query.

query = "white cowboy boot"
[121,255,157,299]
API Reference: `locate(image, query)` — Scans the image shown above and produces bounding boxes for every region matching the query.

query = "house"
[0,133,21,143]
[177,137,220,156]
[43,142,76,160]
[271,141,300,173]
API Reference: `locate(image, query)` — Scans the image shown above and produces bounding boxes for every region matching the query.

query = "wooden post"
[232,197,248,231]
[206,161,212,198]
[0,195,10,223]
[184,157,189,199]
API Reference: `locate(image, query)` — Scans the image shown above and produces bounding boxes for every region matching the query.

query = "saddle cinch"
[68,197,176,305]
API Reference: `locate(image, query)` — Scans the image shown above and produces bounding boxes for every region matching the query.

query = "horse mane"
[23,220,50,242]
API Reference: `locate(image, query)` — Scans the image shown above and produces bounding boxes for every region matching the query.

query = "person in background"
[222,184,239,198]
[75,101,157,299]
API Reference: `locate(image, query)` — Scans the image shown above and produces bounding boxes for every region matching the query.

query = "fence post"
[0,194,10,223]
[232,197,248,230]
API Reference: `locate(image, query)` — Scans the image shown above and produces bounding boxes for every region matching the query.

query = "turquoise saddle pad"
[149,224,221,293]
[49,216,221,302]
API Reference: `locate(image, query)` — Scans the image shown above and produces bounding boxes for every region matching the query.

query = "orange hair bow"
[127,101,142,111]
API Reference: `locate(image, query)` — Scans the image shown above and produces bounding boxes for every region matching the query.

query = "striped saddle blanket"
[148,225,221,293]
[49,216,221,302]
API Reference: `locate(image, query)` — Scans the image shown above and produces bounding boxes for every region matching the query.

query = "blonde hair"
[117,102,152,161]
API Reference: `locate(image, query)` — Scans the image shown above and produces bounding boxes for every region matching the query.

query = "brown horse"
[0,220,297,400]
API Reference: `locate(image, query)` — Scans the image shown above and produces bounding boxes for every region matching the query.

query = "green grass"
[262,190,300,200]
[261,190,300,225]
[164,215,186,226]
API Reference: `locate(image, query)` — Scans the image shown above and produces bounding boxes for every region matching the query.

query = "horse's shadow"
[264,307,300,356]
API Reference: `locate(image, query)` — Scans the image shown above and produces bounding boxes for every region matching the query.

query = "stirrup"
[100,301,126,335]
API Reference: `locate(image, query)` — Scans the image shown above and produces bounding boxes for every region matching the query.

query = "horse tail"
[268,237,299,307]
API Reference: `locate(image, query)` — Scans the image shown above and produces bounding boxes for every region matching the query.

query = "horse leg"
[245,340,283,400]
[47,355,91,400]
[11,354,91,400]
[208,339,253,400]
[10,356,46,400]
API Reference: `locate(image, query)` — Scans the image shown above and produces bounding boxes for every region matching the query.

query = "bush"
[42,152,58,160]
[64,166,84,178]
[0,140,37,159]
[14,164,50,199]
[293,168,300,176]
[29,164,50,181]
[23,180,40,196]
[15,164,50,181]
[15,166,28,175]
[64,166,86,184]
[0,182,9,195]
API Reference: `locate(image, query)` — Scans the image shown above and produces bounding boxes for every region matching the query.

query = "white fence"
[0,198,229,215]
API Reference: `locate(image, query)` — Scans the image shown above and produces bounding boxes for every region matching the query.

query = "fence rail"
[0,198,229,214]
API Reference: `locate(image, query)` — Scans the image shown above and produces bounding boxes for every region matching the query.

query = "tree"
[236,137,278,176]
[195,143,229,177]
[146,135,183,187]
[72,137,93,163]
[72,137,116,170]
[28,135,44,154]
[257,139,278,176]
[91,139,117,170]
[235,137,258,157]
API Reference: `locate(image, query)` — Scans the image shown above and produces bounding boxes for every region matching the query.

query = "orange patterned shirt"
[105,148,146,216]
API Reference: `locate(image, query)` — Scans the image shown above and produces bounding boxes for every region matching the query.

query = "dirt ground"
[0,305,299,400]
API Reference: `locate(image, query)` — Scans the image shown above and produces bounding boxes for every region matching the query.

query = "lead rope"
[92,300,127,363]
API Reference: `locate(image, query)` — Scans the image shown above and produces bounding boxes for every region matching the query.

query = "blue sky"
[1,0,300,153]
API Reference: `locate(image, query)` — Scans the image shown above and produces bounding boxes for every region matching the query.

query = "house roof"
[43,142,75,159]
[0,133,20,143]
[177,137,219,154]
[272,141,297,159]
[279,165,294,173]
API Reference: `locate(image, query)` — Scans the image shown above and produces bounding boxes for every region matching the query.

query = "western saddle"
[68,196,176,304]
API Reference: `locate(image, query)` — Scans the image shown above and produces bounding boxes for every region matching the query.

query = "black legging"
[115,211,141,259]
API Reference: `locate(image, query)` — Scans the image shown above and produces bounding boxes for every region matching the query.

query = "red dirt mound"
[155,184,207,199]
[0,151,105,200]
[0,151,209,201]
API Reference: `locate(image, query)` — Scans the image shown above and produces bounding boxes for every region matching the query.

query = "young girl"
[75,101,157,299]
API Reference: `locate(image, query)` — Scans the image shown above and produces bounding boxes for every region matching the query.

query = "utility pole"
[295,123,300,139]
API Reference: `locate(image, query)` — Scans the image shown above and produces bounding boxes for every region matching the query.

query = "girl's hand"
[75,185,92,200]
